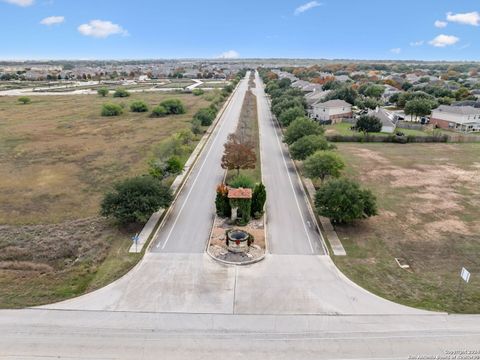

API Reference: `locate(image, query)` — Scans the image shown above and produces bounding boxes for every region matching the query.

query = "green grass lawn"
[324,122,428,137]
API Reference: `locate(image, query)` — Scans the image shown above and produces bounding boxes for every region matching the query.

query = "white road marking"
[157,80,245,250]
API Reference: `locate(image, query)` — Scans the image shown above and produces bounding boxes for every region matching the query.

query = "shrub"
[304,151,345,182]
[159,99,186,115]
[166,156,183,174]
[278,106,305,127]
[18,97,31,104]
[215,184,231,217]
[191,119,203,135]
[151,105,168,117]
[130,100,149,112]
[251,183,266,218]
[113,88,130,98]
[229,174,255,189]
[148,160,165,180]
[230,198,251,225]
[284,117,325,145]
[97,87,109,97]
[355,115,383,133]
[315,178,377,223]
[101,176,173,224]
[192,88,205,96]
[101,103,123,116]
[194,107,217,126]
[290,135,332,160]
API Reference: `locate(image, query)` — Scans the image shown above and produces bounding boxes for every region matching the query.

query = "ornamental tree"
[315,178,378,223]
[221,134,256,176]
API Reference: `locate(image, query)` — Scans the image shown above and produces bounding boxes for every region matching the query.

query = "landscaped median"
[207,73,268,265]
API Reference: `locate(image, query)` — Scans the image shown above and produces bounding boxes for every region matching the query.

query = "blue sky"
[0,0,479,60]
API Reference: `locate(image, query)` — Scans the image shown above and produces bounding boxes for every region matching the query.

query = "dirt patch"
[334,143,480,313]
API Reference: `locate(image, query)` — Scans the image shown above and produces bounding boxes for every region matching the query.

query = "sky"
[0,0,479,61]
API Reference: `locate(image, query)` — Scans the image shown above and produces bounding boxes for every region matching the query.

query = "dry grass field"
[333,143,480,313]
[0,92,209,307]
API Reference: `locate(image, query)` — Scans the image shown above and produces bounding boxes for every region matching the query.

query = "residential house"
[311,99,352,123]
[305,90,332,106]
[382,84,401,102]
[430,105,480,132]
[368,108,398,133]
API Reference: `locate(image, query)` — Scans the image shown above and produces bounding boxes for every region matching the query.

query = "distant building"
[431,105,480,132]
[311,99,352,122]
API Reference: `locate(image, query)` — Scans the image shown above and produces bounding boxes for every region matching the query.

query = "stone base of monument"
[207,216,266,265]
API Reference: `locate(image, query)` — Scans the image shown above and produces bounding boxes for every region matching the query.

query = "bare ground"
[333,143,480,313]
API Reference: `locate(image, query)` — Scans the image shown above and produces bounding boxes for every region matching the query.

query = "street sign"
[460,267,471,283]
[132,233,139,252]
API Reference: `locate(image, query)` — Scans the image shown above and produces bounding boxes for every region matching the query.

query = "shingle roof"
[228,187,252,199]
[315,99,352,108]
[435,105,480,116]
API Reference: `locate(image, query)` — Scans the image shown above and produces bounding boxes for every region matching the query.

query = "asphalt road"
[2,309,480,359]
[151,72,249,253]
[254,71,327,255]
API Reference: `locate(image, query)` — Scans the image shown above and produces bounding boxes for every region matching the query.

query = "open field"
[0,92,210,307]
[333,143,480,313]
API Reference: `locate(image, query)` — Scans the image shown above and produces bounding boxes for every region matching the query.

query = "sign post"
[457,267,471,303]
[132,233,139,253]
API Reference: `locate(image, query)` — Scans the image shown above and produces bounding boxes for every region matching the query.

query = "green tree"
[251,183,267,218]
[193,107,217,126]
[215,183,231,217]
[304,151,345,182]
[18,97,31,105]
[278,106,305,127]
[130,100,149,112]
[113,88,130,98]
[290,135,332,160]
[404,99,435,121]
[284,117,325,145]
[362,84,385,99]
[325,85,358,105]
[159,99,186,114]
[315,178,377,223]
[101,103,123,116]
[97,87,109,97]
[151,105,167,117]
[101,176,173,224]
[355,115,382,133]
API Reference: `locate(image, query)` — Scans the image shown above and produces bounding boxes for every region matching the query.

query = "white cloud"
[434,20,447,28]
[40,15,64,26]
[447,11,480,26]
[429,34,460,47]
[78,20,128,38]
[390,48,401,54]
[294,1,322,15]
[218,50,240,59]
[3,0,34,6]
[410,40,424,47]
